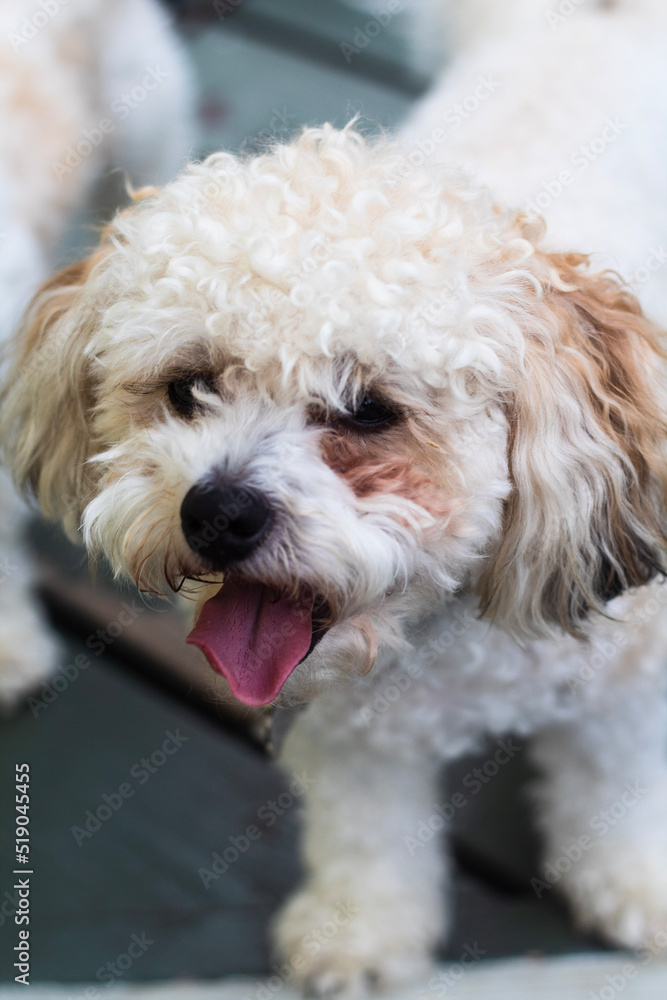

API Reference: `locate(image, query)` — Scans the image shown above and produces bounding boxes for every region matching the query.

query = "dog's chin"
[184,572,333,707]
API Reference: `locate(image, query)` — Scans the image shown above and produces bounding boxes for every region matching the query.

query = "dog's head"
[4,126,667,703]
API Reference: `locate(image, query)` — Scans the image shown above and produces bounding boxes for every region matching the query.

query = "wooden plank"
[178,0,429,95]
[5,955,665,998]
[187,26,412,157]
[0,644,299,982]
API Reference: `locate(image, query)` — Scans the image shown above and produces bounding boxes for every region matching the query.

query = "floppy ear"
[477,251,667,638]
[1,251,107,538]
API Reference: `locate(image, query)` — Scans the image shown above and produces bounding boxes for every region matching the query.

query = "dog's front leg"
[530,667,667,949]
[273,698,448,998]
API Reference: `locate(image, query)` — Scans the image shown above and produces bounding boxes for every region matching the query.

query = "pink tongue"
[186,578,313,706]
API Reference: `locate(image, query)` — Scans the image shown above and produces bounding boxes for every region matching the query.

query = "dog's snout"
[180,480,272,570]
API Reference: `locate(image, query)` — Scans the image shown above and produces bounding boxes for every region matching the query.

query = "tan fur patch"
[477,249,667,636]
[321,421,460,526]
[1,247,110,530]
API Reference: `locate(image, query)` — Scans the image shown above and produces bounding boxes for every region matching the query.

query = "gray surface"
[190,27,412,156]
[0,642,301,981]
[201,0,428,95]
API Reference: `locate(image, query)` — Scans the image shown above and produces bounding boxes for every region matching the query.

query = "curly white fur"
[3,0,667,992]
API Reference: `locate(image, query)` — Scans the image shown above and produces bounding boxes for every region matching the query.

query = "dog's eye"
[167,376,216,417]
[348,395,396,429]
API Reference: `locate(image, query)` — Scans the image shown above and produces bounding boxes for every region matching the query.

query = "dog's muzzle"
[181,477,332,707]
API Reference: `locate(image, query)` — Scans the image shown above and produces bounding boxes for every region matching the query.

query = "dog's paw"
[563,850,667,949]
[273,887,435,998]
[300,955,431,1000]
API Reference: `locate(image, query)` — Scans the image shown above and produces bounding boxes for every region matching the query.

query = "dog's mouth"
[186,576,330,706]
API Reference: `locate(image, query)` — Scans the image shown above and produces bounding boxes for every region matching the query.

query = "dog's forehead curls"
[82,128,518,385]
[4,124,667,705]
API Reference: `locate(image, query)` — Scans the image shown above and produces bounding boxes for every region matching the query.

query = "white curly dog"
[3,0,667,994]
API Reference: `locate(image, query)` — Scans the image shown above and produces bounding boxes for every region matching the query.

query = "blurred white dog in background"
[0,0,194,709]
[3,0,667,996]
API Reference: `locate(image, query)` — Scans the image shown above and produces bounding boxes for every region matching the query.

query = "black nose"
[180,481,272,570]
